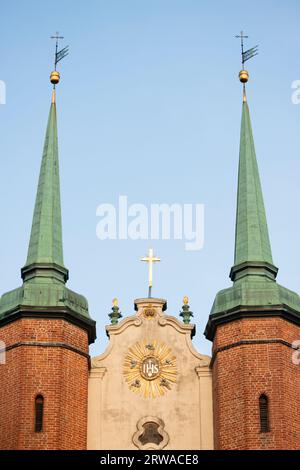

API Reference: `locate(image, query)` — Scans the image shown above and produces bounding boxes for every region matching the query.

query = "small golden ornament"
[239,69,249,83]
[50,71,60,85]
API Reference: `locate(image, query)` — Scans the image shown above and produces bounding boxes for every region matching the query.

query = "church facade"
[0,65,300,450]
[87,297,213,450]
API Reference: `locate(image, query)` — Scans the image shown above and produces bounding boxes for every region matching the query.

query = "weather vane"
[141,248,161,298]
[235,31,258,100]
[50,32,69,90]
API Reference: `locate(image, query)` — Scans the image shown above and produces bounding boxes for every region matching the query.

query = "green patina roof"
[0,282,90,319]
[25,100,64,267]
[234,100,273,267]
[210,96,300,317]
[0,95,92,321]
[211,276,300,315]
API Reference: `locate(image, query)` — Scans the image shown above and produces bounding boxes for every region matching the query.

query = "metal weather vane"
[235,30,258,69]
[51,32,69,70]
[50,32,69,93]
[235,31,258,100]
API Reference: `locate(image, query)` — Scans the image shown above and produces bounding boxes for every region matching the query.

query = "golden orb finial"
[183,296,189,306]
[50,71,60,85]
[49,32,69,89]
[112,297,119,307]
[239,69,249,83]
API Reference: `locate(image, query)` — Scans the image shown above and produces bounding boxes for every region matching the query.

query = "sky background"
[0,0,300,357]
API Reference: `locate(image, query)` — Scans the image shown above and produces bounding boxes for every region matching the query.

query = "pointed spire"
[204,36,300,342]
[230,90,278,282]
[0,40,96,343]
[21,93,68,283]
[21,37,70,284]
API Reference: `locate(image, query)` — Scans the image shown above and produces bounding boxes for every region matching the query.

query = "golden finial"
[50,32,69,88]
[109,298,122,324]
[239,70,249,84]
[180,296,193,324]
[235,31,258,101]
[50,71,60,85]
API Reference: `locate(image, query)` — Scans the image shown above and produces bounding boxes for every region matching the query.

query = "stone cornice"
[0,305,96,344]
[205,304,300,341]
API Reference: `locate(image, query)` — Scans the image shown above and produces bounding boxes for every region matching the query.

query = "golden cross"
[141,248,161,297]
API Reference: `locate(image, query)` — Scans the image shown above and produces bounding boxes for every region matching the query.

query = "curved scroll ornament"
[123,340,177,398]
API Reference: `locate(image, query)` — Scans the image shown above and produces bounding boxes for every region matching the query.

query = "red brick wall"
[212,317,300,449]
[0,318,90,450]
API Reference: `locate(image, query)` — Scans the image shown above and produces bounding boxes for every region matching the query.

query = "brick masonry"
[212,316,300,449]
[0,318,89,450]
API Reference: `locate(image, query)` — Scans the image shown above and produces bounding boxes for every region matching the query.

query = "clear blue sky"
[0,0,300,357]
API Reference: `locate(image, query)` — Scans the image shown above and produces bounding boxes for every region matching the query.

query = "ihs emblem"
[123,340,177,398]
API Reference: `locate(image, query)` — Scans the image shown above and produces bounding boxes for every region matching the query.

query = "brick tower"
[0,74,96,449]
[205,69,300,449]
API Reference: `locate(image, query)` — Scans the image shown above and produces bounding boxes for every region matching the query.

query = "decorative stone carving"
[133,416,169,450]
[123,339,177,398]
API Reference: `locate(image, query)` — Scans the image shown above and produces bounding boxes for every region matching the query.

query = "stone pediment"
[88,298,213,450]
[92,298,210,368]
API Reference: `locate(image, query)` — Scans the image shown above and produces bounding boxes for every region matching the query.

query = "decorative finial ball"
[239,69,249,83]
[50,71,60,85]
[183,296,189,306]
[112,298,119,307]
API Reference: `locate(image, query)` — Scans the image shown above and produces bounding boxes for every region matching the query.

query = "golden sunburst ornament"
[123,340,177,399]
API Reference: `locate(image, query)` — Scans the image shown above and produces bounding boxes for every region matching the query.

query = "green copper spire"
[21,91,68,283]
[235,100,272,263]
[0,51,96,343]
[205,68,300,341]
[230,97,278,282]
